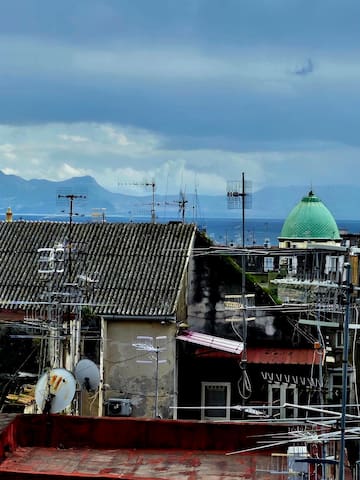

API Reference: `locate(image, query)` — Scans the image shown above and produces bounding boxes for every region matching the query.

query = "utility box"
[106,398,132,417]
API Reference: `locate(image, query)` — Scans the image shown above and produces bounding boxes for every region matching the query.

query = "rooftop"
[0,221,196,317]
[0,414,295,479]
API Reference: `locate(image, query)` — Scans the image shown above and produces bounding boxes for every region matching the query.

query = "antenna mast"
[226,173,252,414]
[227,172,251,247]
[118,180,156,223]
[178,191,188,223]
[149,181,156,224]
[58,193,86,281]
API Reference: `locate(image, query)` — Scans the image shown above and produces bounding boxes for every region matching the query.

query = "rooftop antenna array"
[35,192,98,412]
[37,243,66,370]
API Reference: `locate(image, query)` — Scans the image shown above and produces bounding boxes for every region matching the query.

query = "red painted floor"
[0,446,272,479]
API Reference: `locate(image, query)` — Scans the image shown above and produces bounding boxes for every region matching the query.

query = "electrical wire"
[237,361,252,400]
[229,316,252,400]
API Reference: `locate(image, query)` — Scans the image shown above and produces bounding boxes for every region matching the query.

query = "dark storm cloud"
[0,0,360,193]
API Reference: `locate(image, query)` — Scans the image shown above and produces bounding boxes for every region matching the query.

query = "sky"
[1,0,360,197]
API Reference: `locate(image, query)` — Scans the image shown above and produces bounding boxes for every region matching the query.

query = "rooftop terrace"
[0,414,295,479]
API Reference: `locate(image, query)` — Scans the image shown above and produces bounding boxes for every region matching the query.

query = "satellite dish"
[35,368,76,414]
[74,359,100,391]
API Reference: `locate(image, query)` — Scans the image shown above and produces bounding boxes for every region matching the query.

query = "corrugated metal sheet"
[191,346,322,365]
[177,331,244,354]
[0,222,196,317]
[247,347,322,365]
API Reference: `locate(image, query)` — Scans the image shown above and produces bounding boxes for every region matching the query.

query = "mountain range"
[0,171,358,221]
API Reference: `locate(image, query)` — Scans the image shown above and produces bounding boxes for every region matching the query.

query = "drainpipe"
[98,316,105,417]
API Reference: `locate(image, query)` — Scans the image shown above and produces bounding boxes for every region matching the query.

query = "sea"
[198,218,360,247]
[9,213,360,248]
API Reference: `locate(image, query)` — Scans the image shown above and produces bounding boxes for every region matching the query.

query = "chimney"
[5,207,13,222]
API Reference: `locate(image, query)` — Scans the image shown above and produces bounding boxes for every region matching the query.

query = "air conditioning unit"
[106,398,132,417]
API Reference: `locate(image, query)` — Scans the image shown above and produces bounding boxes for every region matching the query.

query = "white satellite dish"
[35,368,76,414]
[74,359,100,391]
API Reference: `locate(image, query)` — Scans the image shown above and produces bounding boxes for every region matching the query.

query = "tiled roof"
[0,221,196,317]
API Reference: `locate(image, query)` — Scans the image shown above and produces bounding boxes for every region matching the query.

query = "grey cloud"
[1,0,360,50]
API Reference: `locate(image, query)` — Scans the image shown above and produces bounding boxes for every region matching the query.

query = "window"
[269,383,298,419]
[329,369,350,402]
[201,382,231,421]
[326,256,338,273]
[279,256,297,275]
[336,330,344,348]
[264,257,274,272]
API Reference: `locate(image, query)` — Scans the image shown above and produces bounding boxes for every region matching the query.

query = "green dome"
[279,191,340,240]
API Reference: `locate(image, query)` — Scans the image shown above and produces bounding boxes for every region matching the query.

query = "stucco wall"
[104,321,178,419]
[279,239,340,249]
[186,254,280,342]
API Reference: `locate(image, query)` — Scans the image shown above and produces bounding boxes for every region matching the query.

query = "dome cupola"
[279,190,340,247]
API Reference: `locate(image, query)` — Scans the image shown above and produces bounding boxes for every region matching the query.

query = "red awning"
[177,331,243,355]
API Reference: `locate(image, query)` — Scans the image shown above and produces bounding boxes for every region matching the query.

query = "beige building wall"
[103,320,178,419]
[279,239,340,249]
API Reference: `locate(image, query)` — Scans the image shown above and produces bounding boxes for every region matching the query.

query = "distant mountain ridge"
[0,171,358,221]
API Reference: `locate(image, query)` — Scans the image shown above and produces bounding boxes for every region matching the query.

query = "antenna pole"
[339,262,352,480]
[240,173,247,410]
[58,194,86,281]
[242,172,245,248]
[118,181,156,223]
[155,346,159,418]
[226,173,253,415]
[179,192,188,224]
[57,193,86,403]
[150,181,156,224]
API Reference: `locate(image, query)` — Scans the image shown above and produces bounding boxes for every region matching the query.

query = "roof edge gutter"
[102,314,176,322]
[174,226,197,308]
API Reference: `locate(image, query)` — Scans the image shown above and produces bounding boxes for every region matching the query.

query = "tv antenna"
[132,335,167,417]
[226,172,252,248]
[178,190,188,223]
[57,193,87,281]
[91,208,106,223]
[118,180,156,223]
